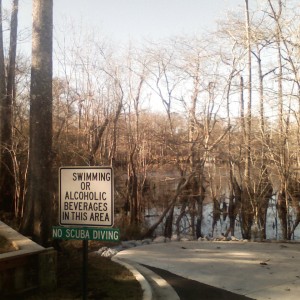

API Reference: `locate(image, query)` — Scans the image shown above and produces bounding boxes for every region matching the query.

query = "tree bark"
[20,0,53,246]
[0,0,8,210]
[0,0,19,213]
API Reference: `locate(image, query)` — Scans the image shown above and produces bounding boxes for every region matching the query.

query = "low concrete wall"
[0,221,57,296]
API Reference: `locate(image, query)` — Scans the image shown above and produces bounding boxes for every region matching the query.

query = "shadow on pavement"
[142,264,255,300]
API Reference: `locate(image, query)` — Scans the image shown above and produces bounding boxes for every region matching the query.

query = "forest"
[1,0,300,246]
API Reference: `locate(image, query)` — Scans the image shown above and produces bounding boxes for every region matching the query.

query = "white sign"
[59,167,114,227]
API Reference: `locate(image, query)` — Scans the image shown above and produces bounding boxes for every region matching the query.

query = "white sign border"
[59,166,114,227]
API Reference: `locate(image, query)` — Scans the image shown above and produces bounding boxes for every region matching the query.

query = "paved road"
[115,240,300,300]
[143,264,253,300]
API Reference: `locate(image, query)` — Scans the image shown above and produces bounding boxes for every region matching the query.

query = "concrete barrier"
[0,221,57,296]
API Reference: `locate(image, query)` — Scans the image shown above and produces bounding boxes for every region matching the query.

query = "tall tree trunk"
[0,0,5,107]
[255,47,273,240]
[225,65,236,238]
[0,0,18,213]
[239,75,253,239]
[20,0,53,246]
[239,0,254,240]
[188,66,204,239]
[0,0,8,209]
[268,0,289,239]
[244,0,252,182]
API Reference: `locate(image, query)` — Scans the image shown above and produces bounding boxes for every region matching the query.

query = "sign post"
[83,239,88,300]
[54,166,118,300]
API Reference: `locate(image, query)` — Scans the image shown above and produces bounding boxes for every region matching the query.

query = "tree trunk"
[164,205,174,238]
[195,173,205,239]
[239,0,254,240]
[20,0,53,246]
[267,0,290,240]
[129,173,138,225]
[88,118,109,165]
[0,0,18,213]
[225,65,236,238]
[226,187,235,237]
[277,189,288,239]
[142,175,193,238]
[212,197,221,236]
[244,0,252,183]
[0,0,8,210]
[175,199,188,237]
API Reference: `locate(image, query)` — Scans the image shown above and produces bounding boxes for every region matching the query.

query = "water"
[145,199,300,240]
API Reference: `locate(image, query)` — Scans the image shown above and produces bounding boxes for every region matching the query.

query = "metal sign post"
[55,166,118,300]
[83,240,88,300]
[53,227,120,300]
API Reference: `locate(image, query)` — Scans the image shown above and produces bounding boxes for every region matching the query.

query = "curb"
[112,256,153,300]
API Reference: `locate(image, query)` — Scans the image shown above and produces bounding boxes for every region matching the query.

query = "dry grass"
[15,241,143,300]
[0,215,143,299]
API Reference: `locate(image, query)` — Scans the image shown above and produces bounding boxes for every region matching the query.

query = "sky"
[52,0,245,43]
[4,0,246,48]
[1,0,248,114]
